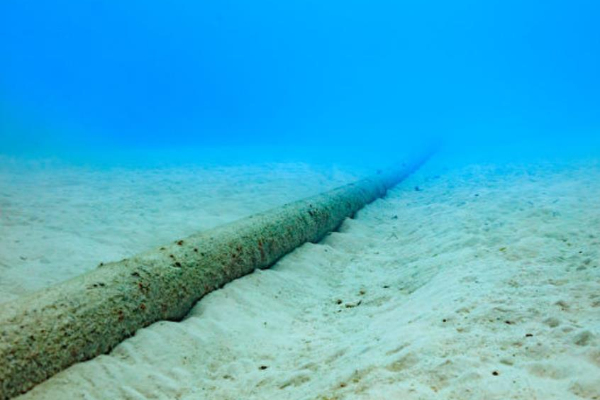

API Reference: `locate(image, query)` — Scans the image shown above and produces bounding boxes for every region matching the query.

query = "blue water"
[1,0,599,163]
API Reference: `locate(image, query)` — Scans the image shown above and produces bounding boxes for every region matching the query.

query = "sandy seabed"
[0,160,360,304]
[1,155,599,399]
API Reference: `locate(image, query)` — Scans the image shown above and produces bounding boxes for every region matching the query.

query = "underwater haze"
[1,0,599,164]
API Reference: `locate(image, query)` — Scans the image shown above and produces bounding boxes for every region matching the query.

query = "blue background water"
[1,0,599,163]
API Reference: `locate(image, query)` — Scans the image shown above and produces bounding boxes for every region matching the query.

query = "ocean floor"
[2,155,600,399]
[0,159,360,303]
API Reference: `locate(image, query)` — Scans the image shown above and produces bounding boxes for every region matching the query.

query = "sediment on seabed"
[0,148,434,399]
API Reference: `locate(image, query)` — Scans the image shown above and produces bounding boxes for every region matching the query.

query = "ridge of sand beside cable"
[16,159,600,400]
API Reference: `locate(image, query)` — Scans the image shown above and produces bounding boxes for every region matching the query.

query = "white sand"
[3,156,600,399]
[0,159,360,303]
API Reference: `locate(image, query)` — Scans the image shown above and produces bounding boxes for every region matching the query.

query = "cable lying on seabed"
[0,147,435,399]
